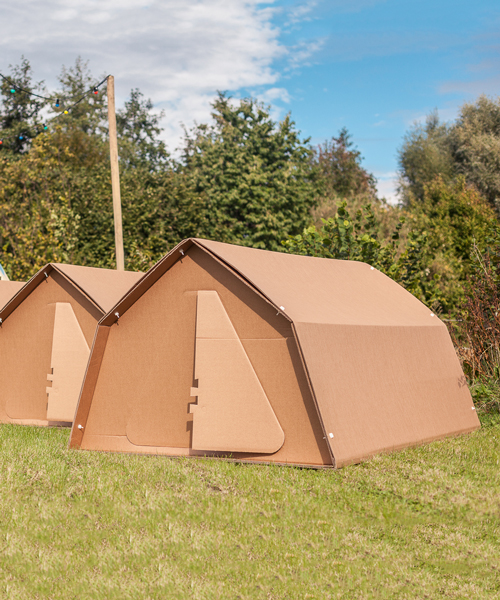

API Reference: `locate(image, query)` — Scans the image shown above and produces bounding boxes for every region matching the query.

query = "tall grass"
[451,243,500,412]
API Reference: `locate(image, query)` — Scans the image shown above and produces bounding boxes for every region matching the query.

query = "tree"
[398,97,500,212]
[0,57,47,154]
[313,127,377,200]
[452,95,500,210]
[178,93,316,250]
[117,89,169,171]
[398,111,455,204]
[406,177,499,314]
[52,57,108,137]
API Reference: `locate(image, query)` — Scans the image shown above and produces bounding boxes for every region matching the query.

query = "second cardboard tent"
[0,281,25,309]
[0,263,143,426]
[70,238,479,468]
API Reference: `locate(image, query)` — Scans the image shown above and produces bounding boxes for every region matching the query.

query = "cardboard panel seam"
[69,325,110,448]
[290,322,335,467]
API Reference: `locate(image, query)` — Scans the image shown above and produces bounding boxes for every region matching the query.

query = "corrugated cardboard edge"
[69,325,110,448]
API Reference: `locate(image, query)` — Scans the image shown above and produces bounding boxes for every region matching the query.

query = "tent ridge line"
[192,240,293,324]
[99,239,195,327]
[0,264,56,326]
[51,265,105,315]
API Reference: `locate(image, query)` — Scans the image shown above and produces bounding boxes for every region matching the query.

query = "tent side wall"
[294,321,480,467]
[0,270,102,425]
[71,246,332,466]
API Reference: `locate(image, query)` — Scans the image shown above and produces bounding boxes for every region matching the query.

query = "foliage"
[408,177,499,314]
[451,240,500,406]
[282,200,427,296]
[51,57,108,137]
[398,111,456,204]
[116,88,169,170]
[179,93,316,251]
[313,127,377,200]
[0,57,47,154]
[452,95,500,209]
[398,97,500,212]
[0,126,198,278]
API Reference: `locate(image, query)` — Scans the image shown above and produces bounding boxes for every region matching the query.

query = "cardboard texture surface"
[75,246,330,465]
[0,281,24,309]
[190,291,284,453]
[71,238,478,467]
[46,303,90,422]
[0,264,143,427]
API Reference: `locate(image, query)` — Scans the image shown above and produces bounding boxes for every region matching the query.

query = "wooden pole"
[107,75,125,271]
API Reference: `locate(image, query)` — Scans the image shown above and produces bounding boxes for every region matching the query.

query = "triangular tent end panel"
[0,267,127,426]
[73,245,331,466]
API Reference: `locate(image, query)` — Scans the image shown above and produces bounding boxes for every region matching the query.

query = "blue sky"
[2,0,500,201]
[241,0,500,200]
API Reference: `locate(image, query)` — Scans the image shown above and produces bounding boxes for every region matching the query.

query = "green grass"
[0,416,500,599]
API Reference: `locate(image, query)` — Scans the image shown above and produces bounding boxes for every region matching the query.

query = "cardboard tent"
[0,264,143,426]
[0,281,25,309]
[69,238,479,468]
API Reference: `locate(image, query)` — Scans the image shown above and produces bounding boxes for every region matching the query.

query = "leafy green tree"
[452,95,500,209]
[179,93,316,250]
[398,111,456,203]
[51,57,108,137]
[406,177,498,313]
[0,57,47,154]
[117,89,169,170]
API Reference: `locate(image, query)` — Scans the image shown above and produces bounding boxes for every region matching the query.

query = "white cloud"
[374,171,400,205]
[286,1,317,26]
[1,0,312,148]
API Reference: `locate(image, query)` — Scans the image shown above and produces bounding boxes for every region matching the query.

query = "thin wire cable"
[0,73,109,105]
[0,75,111,139]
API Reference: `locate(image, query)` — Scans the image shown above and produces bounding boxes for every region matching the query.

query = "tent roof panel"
[0,264,144,322]
[54,264,144,313]
[196,239,440,327]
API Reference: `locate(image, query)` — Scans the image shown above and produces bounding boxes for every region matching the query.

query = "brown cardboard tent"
[0,281,25,309]
[0,264,143,426]
[69,239,479,468]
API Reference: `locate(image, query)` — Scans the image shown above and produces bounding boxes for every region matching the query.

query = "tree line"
[1,58,500,369]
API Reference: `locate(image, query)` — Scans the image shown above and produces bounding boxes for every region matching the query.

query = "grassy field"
[0,416,499,599]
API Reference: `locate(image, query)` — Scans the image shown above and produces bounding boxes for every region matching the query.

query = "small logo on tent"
[457,375,467,389]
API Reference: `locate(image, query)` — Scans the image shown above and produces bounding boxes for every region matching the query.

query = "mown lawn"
[0,415,499,599]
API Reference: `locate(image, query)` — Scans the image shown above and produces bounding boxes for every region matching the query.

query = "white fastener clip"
[179,249,184,256]
[329,433,334,438]
[370,267,374,270]
[77,424,84,430]
[115,312,120,320]
[430,313,435,317]
[472,407,476,411]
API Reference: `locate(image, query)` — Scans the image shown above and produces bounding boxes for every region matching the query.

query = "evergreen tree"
[179,93,315,250]
[0,57,47,154]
